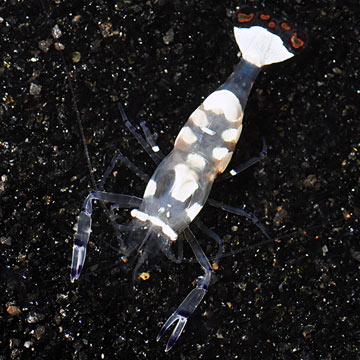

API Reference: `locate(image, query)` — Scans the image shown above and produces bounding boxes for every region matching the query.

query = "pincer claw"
[157,313,187,352]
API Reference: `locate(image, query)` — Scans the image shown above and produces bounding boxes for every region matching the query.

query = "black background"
[1,0,359,359]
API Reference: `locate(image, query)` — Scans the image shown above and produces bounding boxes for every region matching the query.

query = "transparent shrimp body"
[70,9,306,352]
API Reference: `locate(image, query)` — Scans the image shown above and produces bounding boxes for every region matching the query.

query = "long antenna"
[41,1,128,251]
[41,0,97,191]
[57,46,97,190]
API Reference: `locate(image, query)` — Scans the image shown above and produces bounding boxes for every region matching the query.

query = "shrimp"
[70,9,305,351]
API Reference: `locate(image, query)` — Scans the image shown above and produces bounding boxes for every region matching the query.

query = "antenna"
[41,0,97,191]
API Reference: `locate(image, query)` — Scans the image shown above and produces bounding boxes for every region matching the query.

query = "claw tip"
[70,266,81,282]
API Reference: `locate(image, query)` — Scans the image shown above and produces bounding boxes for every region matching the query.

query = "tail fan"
[234,9,306,67]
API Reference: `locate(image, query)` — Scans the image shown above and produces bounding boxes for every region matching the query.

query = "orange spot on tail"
[281,22,292,31]
[237,12,254,23]
[290,32,305,49]
[259,13,271,20]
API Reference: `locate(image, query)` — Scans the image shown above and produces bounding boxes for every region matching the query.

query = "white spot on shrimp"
[143,179,157,198]
[203,89,243,122]
[221,128,241,142]
[185,202,202,221]
[186,153,206,171]
[175,126,197,145]
[131,209,148,222]
[189,108,209,127]
[218,151,233,173]
[212,147,234,173]
[201,126,216,136]
[160,223,178,241]
[130,210,178,241]
[212,147,229,160]
[148,215,162,227]
[171,164,199,202]
[148,216,178,240]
